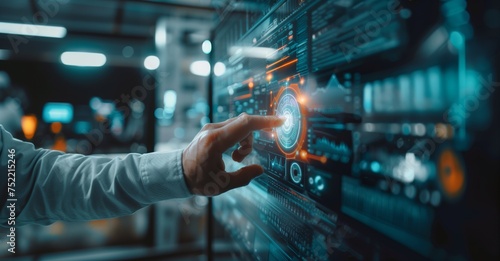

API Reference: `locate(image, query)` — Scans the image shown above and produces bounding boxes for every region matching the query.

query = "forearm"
[0,126,191,226]
[20,151,190,225]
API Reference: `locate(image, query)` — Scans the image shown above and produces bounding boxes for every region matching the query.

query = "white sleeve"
[0,125,192,226]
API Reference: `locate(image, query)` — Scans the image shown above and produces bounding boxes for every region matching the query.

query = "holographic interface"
[273,84,304,157]
[211,0,498,260]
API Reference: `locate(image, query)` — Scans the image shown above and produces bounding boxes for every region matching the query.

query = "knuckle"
[239,112,251,124]
[200,130,218,148]
[198,130,211,143]
[201,123,214,131]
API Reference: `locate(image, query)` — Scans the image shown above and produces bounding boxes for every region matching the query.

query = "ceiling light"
[202,40,212,54]
[190,60,211,76]
[0,22,66,38]
[155,19,168,49]
[144,55,160,70]
[229,46,277,59]
[61,52,106,67]
[213,62,226,76]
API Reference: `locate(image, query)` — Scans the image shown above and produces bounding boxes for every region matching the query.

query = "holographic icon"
[276,93,301,152]
[273,84,306,158]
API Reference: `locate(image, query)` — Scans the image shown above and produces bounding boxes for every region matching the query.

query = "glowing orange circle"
[437,149,466,199]
[272,84,307,159]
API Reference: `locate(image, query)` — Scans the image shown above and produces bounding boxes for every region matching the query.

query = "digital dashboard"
[210,0,499,260]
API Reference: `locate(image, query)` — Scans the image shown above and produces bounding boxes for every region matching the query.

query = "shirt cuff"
[140,149,192,202]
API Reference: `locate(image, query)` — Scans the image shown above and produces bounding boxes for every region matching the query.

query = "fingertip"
[239,164,264,178]
[225,164,265,192]
[248,164,264,177]
[263,115,285,128]
[231,150,243,162]
[257,166,264,175]
[275,116,286,126]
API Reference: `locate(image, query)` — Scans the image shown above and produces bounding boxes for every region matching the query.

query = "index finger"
[215,114,284,152]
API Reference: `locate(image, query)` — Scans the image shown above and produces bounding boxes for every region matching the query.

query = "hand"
[182,113,284,196]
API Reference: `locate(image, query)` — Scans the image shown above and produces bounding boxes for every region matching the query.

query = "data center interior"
[0,0,499,260]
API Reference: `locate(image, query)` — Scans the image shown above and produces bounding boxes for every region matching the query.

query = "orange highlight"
[298,95,307,104]
[277,45,287,51]
[234,93,252,101]
[95,114,106,122]
[266,56,290,69]
[51,122,62,134]
[309,154,327,164]
[52,136,67,152]
[438,149,466,199]
[272,84,307,159]
[21,115,37,140]
[435,123,454,139]
[300,150,308,160]
[232,77,255,101]
[299,150,327,164]
[267,44,287,58]
[243,77,254,84]
[266,74,273,81]
[266,59,298,74]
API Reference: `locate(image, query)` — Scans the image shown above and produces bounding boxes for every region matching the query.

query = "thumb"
[225,164,264,192]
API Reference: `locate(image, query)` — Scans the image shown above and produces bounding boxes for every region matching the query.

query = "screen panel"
[211,0,498,260]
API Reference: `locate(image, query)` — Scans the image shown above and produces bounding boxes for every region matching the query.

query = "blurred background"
[0,0,219,260]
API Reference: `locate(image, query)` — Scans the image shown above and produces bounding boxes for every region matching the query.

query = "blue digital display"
[42,102,74,123]
[210,0,497,260]
[74,121,91,134]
